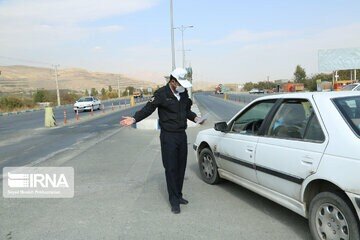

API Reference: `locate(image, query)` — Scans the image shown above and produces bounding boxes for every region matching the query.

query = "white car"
[73,96,101,112]
[249,88,265,94]
[342,83,360,91]
[193,91,360,240]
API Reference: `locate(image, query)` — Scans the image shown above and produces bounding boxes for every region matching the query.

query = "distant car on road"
[193,91,360,240]
[73,96,101,112]
[249,88,265,94]
[342,83,360,91]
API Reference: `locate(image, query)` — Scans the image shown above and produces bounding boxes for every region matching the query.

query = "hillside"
[0,65,159,93]
[0,65,220,94]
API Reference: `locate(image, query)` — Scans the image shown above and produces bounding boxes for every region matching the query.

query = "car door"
[215,100,277,183]
[255,98,328,201]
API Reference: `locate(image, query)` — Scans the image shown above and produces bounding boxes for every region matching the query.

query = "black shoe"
[171,205,180,214]
[179,198,188,205]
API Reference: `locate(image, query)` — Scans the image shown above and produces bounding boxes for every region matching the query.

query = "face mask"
[175,86,185,93]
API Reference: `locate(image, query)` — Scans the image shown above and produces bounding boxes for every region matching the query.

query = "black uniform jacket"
[133,84,197,132]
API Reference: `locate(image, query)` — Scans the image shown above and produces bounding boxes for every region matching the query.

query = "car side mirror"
[214,122,228,132]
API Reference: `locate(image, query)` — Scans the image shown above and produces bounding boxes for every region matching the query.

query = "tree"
[107,91,118,99]
[122,86,135,96]
[256,81,277,90]
[294,65,306,83]
[33,90,46,102]
[243,82,255,91]
[85,89,89,96]
[108,85,112,92]
[101,88,106,98]
[91,88,98,96]
[305,73,333,92]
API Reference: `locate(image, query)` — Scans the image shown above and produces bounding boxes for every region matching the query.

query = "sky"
[0,0,360,84]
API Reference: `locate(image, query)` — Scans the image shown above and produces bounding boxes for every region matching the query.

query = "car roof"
[254,91,360,101]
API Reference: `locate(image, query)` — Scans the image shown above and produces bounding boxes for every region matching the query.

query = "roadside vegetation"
[243,65,357,92]
[0,89,81,112]
[0,85,151,112]
[0,96,36,112]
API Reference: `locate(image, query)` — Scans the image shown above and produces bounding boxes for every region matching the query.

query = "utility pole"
[170,0,176,70]
[355,69,357,82]
[118,76,121,99]
[181,27,185,68]
[174,25,194,68]
[53,64,61,106]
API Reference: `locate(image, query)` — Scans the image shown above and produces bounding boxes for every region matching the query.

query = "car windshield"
[333,96,360,136]
[78,97,93,102]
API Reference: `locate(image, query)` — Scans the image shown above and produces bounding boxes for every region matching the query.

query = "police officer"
[120,68,203,214]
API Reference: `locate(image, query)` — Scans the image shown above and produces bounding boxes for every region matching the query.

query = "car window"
[333,96,360,136]
[231,100,276,135]
[267,100,319,141]
[303,113,325,142]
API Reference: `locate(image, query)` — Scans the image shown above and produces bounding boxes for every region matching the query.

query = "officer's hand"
[120,116,135,126]
[195,116,205,125]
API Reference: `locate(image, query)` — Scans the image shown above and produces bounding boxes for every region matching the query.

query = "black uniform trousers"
[160,130,188,206]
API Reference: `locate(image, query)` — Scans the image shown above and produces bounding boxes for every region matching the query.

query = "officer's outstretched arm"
[132,91,161,123]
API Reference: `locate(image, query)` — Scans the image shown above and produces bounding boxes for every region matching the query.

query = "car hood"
[74,102,92,107]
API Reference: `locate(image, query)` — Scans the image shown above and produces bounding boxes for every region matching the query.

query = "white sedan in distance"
[193,91,360,240]
[73,96,101,112]
[249,88,265,94]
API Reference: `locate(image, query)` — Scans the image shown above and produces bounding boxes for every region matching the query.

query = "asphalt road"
[0,97,149,143]
[0,93,312,240]
[0,102,146,171]
[195,93,246,122]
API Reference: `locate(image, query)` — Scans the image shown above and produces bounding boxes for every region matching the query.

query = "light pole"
[174,25,193,68]
[117,75,121,99]
[53,64,61,106]
[170,0,176,70]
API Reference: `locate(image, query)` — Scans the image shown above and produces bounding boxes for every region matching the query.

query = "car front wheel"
[198,148,220,185]
[309,191,360,240]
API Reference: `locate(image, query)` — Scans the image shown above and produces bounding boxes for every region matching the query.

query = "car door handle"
[246,147,254,153]
[301,155,314,165]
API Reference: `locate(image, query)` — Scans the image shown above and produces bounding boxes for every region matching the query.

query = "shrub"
[0,96,24,111]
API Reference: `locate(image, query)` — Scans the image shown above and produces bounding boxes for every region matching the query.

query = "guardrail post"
[76,109,79,121]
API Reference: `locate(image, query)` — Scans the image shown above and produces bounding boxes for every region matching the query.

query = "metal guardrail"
[0,96,151,117]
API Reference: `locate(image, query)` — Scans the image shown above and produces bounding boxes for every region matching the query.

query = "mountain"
[0,65,219,94]
[0,65,159,93]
